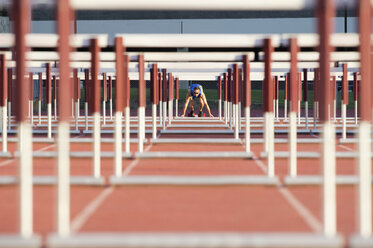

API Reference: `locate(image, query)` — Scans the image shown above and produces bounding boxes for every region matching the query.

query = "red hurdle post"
[46,63,52,138]
[263,38,274,177]
[356,0,372,239]
[138,55,145,152]
[29,72,33,123]
[114,37,124,177]
[151,64,158,140]
[102,72,107,125]
[303,68,309,129]
[168,72,173,125]
[158,72,163,123]
[353,72,358,124]
[238,68,243,128]
[289,38,298,178]
[162,69,167,129]
[223,73,228,125]
[297,72,302,124]
[331,75,337,121]
[56,0,72,236]
[313,68,319,130]
[108,76,113,120]
[274,76,279,121]
[317,0,337,236]
[124,54,130,153]
[7,68,12,130]
[14,0,34,238]
[38,72,42,124]
[175,77,179,117]
[84,69,89,130]
[217,76,222,120]
[227,68,232,129]
[90,38,101,178]
[0,54,8,152]
[284,74,288,120]
[52,75,57,120]
[233,64,239,139]
[243,55,251,153]
[341,64,348,139]
[73,68,79,130]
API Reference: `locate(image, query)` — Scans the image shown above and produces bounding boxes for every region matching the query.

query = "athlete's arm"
[201,93,214,117]
[181,94,192,117]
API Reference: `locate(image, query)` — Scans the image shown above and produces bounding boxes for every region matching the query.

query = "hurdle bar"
[349,0,373,246]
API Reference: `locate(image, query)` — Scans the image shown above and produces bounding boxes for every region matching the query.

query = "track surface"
[0,116,370,247]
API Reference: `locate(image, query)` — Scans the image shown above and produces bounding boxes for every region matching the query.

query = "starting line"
[47,232,343,248]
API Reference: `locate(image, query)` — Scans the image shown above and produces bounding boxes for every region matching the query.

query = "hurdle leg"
[162,101,166,129]
[168,100,172,125]
[38,100,41,125]
[7,102,11,130]
[102,101,106,126]
[355,100,358,125]
[47,103,52,139]
[84,102,88,131]
[152,103,157,140]
[333,99,336,122]
[224,100,227,125]
[245,106,250,153]
[114,111,122,177]
[357,121,372,237]
[273,99,276,120]
[138,106,145,152]
[93,112,100,178]
[276,99,279,121]
[313,102,317,131]
[54,99,57,120]
[57,121,70,236]
[19,121,33,237]
[232,101,235,127]
[284,99,288,120]
[75,101,79,131]
[71,99,74,118]
[342,103,346,140]
[298,100,301,125]
[238,102,241,130]
[289,112,297,177]
[305,101,309,129]
[30,100,33,125]
[265,112,274,177]
[228,102,232,129]
[2,105,6,152]
[175,99,178,117]
[234,104,239,139]
[159,100,163,123]
[218,99,222,120]
[77,99,80,118]
[109,99,113,120]
[322,120,336,237]
[125,106,130,153]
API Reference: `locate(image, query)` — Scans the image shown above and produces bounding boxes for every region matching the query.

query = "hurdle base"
[110,175,278,185]
[349,234,373,248]
[283,175,366,185]
[0,235,41,248]
[47,232,343,248]
[0,151,11,157]
[135,151,253,159]
[0,175,105,185]
[260,151,320,159]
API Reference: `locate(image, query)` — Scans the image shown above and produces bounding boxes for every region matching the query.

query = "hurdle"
[102,72,107,126]
[7,68,12,131]
[73,68,79,130]
[349,0,373,246]
[243,54,251,153]
[108,75,113,120]
[274,75,279,121]
[167,72,173,125]
[37,72,42,125]
[353,72,358,125]
[303,68,309,129]
[341,63,348,140]
[223,73,228,125]
[46,63,52,138]
[0,0,41,246]
[175,77,179,117]
[150,64,159,140]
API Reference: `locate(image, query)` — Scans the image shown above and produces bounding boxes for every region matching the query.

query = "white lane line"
[71,186,114,233]
[250,147,322,233]
[0,143,56,168]
[338,143,353,151]
[71,138,155,233]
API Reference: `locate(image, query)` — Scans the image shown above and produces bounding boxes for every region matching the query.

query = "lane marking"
[71,135,157,233]
[249,144,323,233]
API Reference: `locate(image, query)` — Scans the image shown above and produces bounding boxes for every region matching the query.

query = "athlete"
[180,84,214,117]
